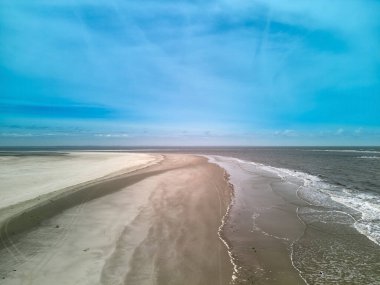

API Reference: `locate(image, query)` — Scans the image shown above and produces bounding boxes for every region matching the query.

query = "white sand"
[0,175,156,285]
[0,155,233,285]
[0,152,161,210]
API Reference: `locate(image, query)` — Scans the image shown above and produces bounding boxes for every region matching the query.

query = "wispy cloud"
[1,0,379,145]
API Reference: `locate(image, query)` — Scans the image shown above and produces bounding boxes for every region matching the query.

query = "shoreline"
[207,155,307,284]
[217,171,239,282]
[207,154,380,284]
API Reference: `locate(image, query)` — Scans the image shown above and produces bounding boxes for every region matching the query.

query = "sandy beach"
[0,153,233,284]
[0,151,327,284]
[0,152,160,210]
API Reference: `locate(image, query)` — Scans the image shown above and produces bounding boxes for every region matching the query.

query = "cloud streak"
[1,0,379,145]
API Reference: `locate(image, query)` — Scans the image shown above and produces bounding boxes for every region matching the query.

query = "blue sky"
[1,0,380,146]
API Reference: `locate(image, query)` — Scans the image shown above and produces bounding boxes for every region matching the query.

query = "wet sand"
[208,156,307,285]
[0,154,233,285]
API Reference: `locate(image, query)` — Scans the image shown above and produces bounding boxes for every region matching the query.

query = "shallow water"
[203,148,380,284]
[181,147,380,245]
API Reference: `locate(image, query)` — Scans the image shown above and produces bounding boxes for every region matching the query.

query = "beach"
[2,149,378,284]
[0,153,233,284]
[0,152,160,209]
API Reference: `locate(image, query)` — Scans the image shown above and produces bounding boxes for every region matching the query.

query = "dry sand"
[0,154,233,285]
[0,152,160,210]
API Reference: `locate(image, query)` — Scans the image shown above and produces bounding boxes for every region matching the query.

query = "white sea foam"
[251,211,290,241]
[249,160,380,246]
[207,155,240,282]
[329,191,380,245]
[358,156,380,159]
[211,155,380,247]
[309,149,380,154]
[218,197,240,283]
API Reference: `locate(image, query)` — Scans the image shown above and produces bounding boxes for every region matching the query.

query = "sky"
[1,0,380,146]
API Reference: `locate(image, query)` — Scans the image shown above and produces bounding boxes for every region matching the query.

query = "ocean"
[182,146,380,284]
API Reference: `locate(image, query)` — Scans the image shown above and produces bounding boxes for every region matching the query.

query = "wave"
[358,156,380,159]
[308,149,380,154]
[221,156,380,246]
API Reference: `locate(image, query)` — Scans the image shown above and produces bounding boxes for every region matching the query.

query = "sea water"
[193,147,380,284]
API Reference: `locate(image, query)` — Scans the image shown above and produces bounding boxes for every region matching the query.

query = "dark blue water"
[174,147,380,194]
